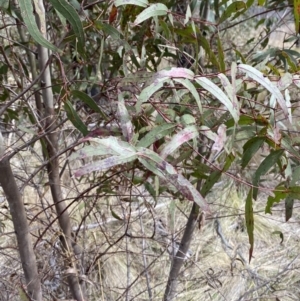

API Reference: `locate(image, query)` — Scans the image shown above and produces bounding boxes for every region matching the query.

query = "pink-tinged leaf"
[74,154,137,177]
[273,127,281,145]
[73,136,135,159]
[156,67,195,80]
[294,74,300,88]
[212,124,227,152]
[118,94,134,142]
[238,64,290,123]
[70,145,118,160]
[195,77,239,123]
[277,72,293,90]
[137,147,211,213]
[245,188,254,263]
[160,125,198,159]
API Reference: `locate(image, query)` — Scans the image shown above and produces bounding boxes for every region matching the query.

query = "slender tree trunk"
[34,1,85,299]
[0,137,42,301]
[163,203,199,301]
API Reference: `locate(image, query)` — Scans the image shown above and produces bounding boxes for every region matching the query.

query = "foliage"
[0,0,299,299]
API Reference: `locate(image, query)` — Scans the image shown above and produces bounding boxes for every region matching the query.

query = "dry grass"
[1,126,300,301]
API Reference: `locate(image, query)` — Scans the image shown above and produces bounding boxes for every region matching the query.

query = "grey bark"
[163,203,199,301]
[34,1,85,299]
[0,148,42,301]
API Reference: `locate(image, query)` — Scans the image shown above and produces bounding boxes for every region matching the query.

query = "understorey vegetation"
[0,0,300,300]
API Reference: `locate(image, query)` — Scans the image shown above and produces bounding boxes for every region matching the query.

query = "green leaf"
[115,0,148,7]
[217,34,225,72]
[195,77,239,123]
[201,153,235,196]
[19,0,59,52]
[110,206,124,220]
[137,123,176,148]
[144,181,157,202]
[49,0,85,57]
[0,0,9,9]
[285,197,294,221]
[272,231,284,244]
[252,149,284,200]
[219,1,246,23]
[96,22,122,39]
[64,100,88,136]
[160,125,198,159]
[136,78,171,113]
[294,0,300,37]
[265,185,287,214]
[241,137,265,169]
[173,78,202,113]
[71,90,107,119]
[238,64,290,123]
[198,34,220,68]
[134,3,168,25]
[245,188,254,263]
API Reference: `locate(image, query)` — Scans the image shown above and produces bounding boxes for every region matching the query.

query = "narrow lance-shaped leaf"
[173,78,202,113]
[110,206,124,221]
[136,78,170,113]
[201,153,235,196]
[212,124,227,152]
[137,123,176,148]
[252,149,284,200]
[137,147,210,213]
[19,0,59,52]
[134,3,168,25]
[238,64,290,122]
[118,93,134,142]
[71,90,107,119]
[49,0,85,57]
[245,188,254,263]
[160,125,198,159]
[115,0,149,7]
[294,0,300,38]
[218,73,239,112]
[285,197,294,222]
[217,35,226,72]
[219,1,246,23]
[73,136,136,158]
[74,153,137,177]
[241,137,265,169]
[64,100,88,136]
[70,144,119,160]
[285,165,300,221]
[195,77,239,123]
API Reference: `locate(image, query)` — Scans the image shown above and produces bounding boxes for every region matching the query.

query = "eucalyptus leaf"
[19,0,59,52]
[134,3,168,25]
